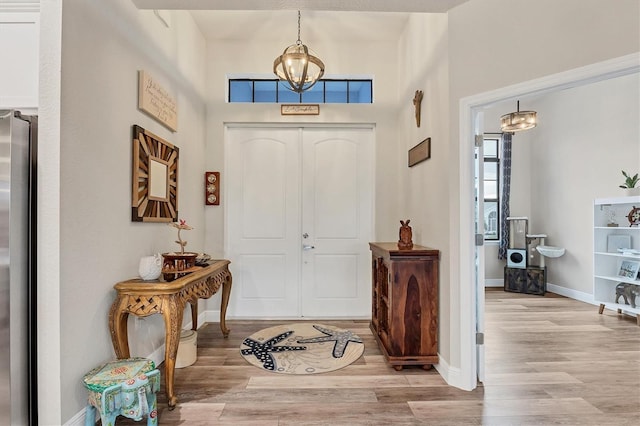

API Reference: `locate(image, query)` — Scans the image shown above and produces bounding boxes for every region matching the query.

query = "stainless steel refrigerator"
[0,110,37,425]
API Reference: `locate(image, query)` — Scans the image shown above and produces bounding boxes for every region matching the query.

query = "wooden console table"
[108,260,232,410]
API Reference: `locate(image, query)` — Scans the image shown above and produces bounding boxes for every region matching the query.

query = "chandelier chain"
[297,10,301,43]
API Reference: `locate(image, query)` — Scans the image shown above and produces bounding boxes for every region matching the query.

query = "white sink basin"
[536,245,565,258]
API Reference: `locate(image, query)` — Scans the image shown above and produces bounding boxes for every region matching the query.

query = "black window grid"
[483,138,501,241]
[228,78,373,103]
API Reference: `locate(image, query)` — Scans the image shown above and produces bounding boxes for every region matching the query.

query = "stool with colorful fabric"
[82,357,161,426]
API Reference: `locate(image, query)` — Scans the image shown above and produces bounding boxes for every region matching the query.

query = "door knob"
[303,245,315,250]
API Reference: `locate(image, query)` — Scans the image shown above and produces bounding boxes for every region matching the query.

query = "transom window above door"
[228,78,373,103]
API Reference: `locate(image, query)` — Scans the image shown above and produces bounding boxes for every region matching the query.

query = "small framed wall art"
[408,137,431,167]
[205,171,220,205]
[617,259,640,280]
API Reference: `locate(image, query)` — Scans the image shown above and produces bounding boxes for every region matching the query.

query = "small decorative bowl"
[161,252,198,281]
[195,253,212,266]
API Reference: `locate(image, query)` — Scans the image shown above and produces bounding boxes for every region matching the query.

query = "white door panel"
[301,128,373,317]
[313,255,358,298]
[226,128,300,317]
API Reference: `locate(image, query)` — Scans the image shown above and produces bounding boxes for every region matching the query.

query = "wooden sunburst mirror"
[132,125,179,222]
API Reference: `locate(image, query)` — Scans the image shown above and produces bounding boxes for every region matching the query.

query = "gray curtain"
[498,132,512,259]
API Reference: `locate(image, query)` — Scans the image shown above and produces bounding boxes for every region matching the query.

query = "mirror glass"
[149,157,168,200]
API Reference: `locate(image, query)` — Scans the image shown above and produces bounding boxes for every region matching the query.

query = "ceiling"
[132,0,469,42]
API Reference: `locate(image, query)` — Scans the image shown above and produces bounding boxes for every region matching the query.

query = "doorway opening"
[458,53,640,391]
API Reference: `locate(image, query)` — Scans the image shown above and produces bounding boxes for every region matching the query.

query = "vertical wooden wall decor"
[413,90,423,127]
[205,172,220,205]
[132,125,179,222]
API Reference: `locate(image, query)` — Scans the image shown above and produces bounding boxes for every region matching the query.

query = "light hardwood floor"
[118,289,640,425]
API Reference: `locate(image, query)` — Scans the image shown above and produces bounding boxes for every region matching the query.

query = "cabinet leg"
[393,365,403,372]
[617,308,622,314]
[598,304,605,314]
[422,364,433,371]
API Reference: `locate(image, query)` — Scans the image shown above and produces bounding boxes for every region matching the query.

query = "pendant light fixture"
[273,10,325,93]
[500,101,537,132]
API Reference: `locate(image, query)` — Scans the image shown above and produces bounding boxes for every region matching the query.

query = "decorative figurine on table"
[171,218,193,253]
[162,219,197,281]
[138,254,162,280]
[398,219,413,250]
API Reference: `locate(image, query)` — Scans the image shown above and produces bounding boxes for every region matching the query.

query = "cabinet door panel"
[390,259,438,356]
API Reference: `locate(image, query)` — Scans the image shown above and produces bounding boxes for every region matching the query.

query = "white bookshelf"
[593,196,640,325]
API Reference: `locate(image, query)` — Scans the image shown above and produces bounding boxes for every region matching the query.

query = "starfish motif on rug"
[241,330,307,371]
[296,325,363,358]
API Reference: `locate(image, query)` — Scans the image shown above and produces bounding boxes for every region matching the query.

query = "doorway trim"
[456,53,640,391]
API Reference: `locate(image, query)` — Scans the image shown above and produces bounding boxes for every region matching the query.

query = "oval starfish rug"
[240,323,365,374]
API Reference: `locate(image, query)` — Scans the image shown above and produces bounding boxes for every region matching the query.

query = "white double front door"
[226,126,374,318]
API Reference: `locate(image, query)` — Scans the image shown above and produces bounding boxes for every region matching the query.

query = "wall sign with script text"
[138,70,178,132]
[280,104,320,115]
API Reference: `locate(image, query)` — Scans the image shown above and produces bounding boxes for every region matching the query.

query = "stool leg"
[102,412,118,426]
[146,390,158,426]
[84,405,96,426]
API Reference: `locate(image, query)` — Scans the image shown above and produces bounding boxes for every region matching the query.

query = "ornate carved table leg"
[162,295,183,410]
[108,296,131,359]
[189,301,198,331]
[220,272,232,338]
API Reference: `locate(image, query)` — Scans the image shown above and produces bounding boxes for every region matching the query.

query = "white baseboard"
[546,282,596,305]
[64,409,87,426]
[204,309,221,324]
[434,354,473,391]
[484,278,503,287]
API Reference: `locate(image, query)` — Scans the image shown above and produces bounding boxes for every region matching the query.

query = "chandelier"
[500,101,537,132]
[273,11,325,93]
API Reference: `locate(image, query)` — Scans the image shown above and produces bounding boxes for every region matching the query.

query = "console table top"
[114,259,231,292]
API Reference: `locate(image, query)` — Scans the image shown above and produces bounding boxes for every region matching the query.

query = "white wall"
[40,1,208,423]
[528,74,640,293]
[39,2,62,421]
[447,0,639,370]
[395,13,452,364]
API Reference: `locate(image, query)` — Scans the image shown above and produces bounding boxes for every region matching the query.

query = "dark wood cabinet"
[504,266,546,295]
[369,242,439,370]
